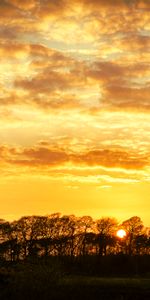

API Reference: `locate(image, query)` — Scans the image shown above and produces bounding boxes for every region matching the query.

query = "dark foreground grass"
[0,260,150,300]
[59,276,150,299]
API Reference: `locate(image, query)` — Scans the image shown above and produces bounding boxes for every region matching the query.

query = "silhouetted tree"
[0,220,19,261]
[96,217,118,255]
[0,213,149,263]
[122,216,144,255]
[78,216,94,255]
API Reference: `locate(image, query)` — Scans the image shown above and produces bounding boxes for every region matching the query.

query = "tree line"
[0,214,149,262]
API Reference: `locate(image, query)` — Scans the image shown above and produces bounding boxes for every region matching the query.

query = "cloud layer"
[0,0,150,184]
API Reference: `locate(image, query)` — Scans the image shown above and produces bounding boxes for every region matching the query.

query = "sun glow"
[116,229,126,239]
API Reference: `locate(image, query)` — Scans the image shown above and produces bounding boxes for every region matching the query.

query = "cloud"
[0,0,149,114]
[86,61,125,84]
[136,0,150,9]
[81,0,127,10]
[118,34,150,52]
[103,85,150,111]
[85,58,150,111]
[0,42,74,62]
[0,0,148,42]
[15,70,70,93]
[0,0,150,175]
[1,144,68,167]
[22,147,69,166]
[87,59,149,83]
[1,39,149,113]
[1,142,149,187]
[72,149,148,170]
[13,67,89,110]
[7,0,37,10]
[0,143,148,171]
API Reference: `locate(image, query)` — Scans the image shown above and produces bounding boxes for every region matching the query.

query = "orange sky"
[0,0,150,226]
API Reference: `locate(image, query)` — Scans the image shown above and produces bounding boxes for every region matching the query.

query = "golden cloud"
[0,143,148,171]
[72,149,148,170]
[0,0,149,114]
[0,0,150,159]
[7,0,37,10]
[103,85,150,111]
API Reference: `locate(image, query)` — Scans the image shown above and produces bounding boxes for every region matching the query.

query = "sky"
[0,0,150,226]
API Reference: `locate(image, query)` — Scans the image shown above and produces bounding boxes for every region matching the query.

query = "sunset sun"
[116,229,127,239]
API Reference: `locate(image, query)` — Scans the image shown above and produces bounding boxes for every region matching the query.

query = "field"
[0,259,150,300]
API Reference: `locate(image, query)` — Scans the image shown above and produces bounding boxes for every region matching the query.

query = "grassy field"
[0,261,150,300]
[59,276,150,300]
